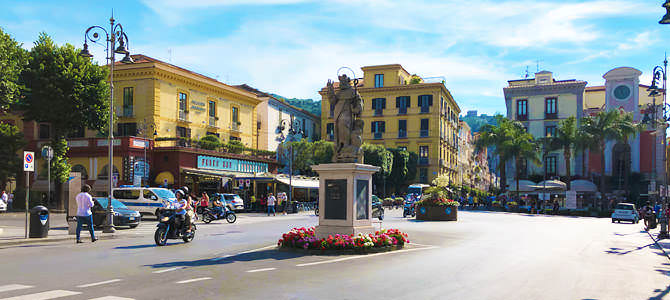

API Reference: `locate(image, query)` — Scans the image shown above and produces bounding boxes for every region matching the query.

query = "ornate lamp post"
[80,15,133,233]
[647,58,668,239]
[278,117,306,210]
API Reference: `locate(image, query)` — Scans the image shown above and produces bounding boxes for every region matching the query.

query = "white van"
[112,187,176,216]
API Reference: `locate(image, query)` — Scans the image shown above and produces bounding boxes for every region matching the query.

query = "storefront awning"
[181,167,249,180]
[533,180,567,191]
[506,180,537,192]
[275,175,319,189]
[570,180,597,192]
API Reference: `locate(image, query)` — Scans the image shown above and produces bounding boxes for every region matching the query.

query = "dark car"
[92,198,141,228]
[372,195,385,220]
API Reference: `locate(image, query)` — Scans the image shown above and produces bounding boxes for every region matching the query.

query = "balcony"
[373,132,383,139]
[231,122,241,132]
[545,112,558,119]
[420,106,430,114]
[419,157,429,166]
[328,133,334,141]
[120,107,134,118]
[398,107,407,115]
[420,130,429,137]
[374,109,383,116]
[517,114,528,121]
[398,130,407,138]
[208,116,217,127]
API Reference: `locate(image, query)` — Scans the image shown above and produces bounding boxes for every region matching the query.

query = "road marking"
[238,245,277,254]
[89,297,135,300]
[0,290,81,300]
[210,254,232,261]
[76,279,122,288]
[246,268,276,273]
[176,277,212,284]
[296,246,438,267]
[406,242,437,247]
[152,266,184,274]
[0,285,33,293]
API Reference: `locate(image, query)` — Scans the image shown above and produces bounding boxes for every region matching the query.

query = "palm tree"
[546,116,577,190]
[574,127,595,179]
[503,124,541,194]
[579,110,639,196]
[476,115,514,192]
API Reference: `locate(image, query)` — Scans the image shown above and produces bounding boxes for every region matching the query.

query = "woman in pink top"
[75,184,97,243]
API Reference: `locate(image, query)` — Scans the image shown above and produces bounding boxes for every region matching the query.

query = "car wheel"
[612,219,616,223]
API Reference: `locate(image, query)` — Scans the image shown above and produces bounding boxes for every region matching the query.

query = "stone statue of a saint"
[326,74,364,163]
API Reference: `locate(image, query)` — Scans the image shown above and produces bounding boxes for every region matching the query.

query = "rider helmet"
[182,186,190,194]
[175,189,185,197]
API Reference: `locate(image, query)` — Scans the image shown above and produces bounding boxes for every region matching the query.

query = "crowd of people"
[0,190,14,211]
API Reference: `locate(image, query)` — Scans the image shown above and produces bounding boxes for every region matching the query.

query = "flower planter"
[416,205,457,221]
[279,244,405,255]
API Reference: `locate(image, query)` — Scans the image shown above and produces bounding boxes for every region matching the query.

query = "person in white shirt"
[1,190,7,206]
[267,193,276,216]
[75,184,97,243]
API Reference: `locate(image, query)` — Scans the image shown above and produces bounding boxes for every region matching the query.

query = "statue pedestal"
[312,163,380,239]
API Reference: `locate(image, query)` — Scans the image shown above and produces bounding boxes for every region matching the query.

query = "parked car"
[372,195,384,220]
[112,187,176,217]
[92,197,141,228]
[214,193,245,211]
[0,200,6,212]
[611,203,639,224]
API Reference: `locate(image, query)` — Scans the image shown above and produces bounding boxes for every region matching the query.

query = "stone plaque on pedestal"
[312,163,380,239]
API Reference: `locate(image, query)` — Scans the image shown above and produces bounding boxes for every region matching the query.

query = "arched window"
[98,164,119,179]
[71,164,88,179]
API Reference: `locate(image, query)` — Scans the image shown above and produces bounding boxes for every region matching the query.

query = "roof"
[234,84,319,120]
[361,64,411,75]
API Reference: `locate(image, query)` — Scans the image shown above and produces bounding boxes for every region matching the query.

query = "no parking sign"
[23,151,34,172]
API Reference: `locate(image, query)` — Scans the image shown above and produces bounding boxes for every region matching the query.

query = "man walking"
[267,193,276,216]
[75,184,97,243]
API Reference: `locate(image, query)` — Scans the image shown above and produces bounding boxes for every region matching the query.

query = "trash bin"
[29,206,49,238]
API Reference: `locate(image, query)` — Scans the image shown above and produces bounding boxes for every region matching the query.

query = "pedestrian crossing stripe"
[0,289,80,300]
[89,297,135,300]
[0,285,32,293]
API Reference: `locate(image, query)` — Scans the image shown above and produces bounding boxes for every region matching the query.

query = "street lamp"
[660,0,670,24]
[80,14,133,234]
[279,117,306,210]
[647,59,668,239]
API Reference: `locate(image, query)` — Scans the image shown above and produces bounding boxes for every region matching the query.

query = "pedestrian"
[75,184,97,243]
[7,192,13,211]
[267,193,276,216]
[1,190,7,209]
[250,194,256,212]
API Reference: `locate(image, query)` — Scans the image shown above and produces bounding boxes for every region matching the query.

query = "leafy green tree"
[580,110,639,195]
[0,123,26,188]
[387,148,409,193]
[0,28,28,111]
[312,140,333,166]
[406,151,418,183]
[226,139,245,154]
[199,135,221,150]
[19,33,109,185]
[362,143,393,196]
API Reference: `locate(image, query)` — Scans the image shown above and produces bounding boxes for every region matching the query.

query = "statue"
[326,74,364,163]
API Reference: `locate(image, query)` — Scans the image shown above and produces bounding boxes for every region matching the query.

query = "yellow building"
[320,64,461,184]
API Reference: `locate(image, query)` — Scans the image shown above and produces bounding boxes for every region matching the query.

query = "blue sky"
[0,0,667,115]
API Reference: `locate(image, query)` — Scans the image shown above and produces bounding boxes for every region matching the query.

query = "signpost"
[41,146,53,206]
[23,151,34,238]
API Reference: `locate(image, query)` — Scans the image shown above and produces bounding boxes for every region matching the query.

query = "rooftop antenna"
[524,66,529,79]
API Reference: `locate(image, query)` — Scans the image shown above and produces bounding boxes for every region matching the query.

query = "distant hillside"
[271,94,321,116]
[460,114,498,132]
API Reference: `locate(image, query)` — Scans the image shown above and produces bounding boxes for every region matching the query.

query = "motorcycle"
[154,209,196,246]
[403,200,416,218]
[201,206,236,224]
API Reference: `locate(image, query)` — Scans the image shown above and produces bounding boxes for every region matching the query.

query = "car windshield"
[95,198,128,209]
[151,188,176,199]
[615,204,634,210]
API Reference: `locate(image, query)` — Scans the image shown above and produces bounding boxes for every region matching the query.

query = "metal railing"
[178,110,188,121]
[420,129,429,137]
[208,116,216,127]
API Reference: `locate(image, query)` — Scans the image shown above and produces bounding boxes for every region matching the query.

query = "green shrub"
[199,135,221,150]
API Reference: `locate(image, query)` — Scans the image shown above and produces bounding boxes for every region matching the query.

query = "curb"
[645,230,670,261]
[0,233,120,248]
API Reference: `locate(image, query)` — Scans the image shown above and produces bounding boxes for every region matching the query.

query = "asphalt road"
[0,209,668,300]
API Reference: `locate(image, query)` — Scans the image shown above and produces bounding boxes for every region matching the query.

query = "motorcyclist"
[175,189,193,233]
[212,196,225,217]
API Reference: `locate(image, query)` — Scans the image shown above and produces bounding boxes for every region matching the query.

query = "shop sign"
[197,155,268,173]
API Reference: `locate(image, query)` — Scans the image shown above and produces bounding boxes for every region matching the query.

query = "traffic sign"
[23,151,34,172]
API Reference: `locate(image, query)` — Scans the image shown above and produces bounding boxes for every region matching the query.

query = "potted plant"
[415,190,459,221]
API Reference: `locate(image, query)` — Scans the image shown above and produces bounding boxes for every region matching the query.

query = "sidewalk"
[645,227,670,260]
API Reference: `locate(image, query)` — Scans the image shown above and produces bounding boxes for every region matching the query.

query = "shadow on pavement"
[144,249,300,269]
[605,243,656,255]
[115,243,179,249]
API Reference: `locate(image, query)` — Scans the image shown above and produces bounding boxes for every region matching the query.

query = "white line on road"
[0,290,81,300]
[76,279,122,288]
[238,245,277,254]
[88,297,135,300]
[246,268,277,273]
[0,284,33,293]
[176,277,212,284]
[152,266,185,274]
[405,242,437,247]
[296,246,438,267]
[210,254,232,261]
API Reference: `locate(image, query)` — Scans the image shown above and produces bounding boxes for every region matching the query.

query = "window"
[117,123,137,136]
[71,165,88,179]
[39,124,50,139]
[398,120,407,138]
[418,95,433,113]
[176,126,189,138]
[229,136,241,141]
[516,99,528,121]
[372,98,386,116]
[396,96,410,114]
[545,125,557,137]
[122,87,133,117]
[374,74,384,88]
[420,119,429,137]
[419,168,428,183]
[178,92,188,120]
[419,145,429,165]
[208,100,216,117]
[371,121,385,139]
[302,119,306,133]
[399,146,407,151]
[329,102,335,118]
[232,106,240,131]
[545,156,557,176]
[545,98,557,119]
[113,189,139,199]
[98,164,119,180]
[326,123,334,140]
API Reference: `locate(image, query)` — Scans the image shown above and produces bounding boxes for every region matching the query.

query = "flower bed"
[416,197,459,221]
[277,227,409,254]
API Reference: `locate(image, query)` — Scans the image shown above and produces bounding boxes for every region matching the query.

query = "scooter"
[403,200,416,218]
[154,209,196,246]
[201,206,236,224]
